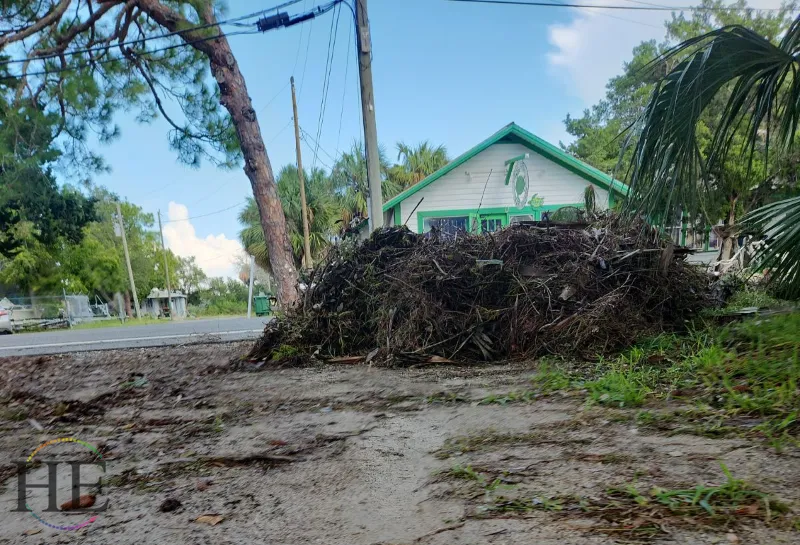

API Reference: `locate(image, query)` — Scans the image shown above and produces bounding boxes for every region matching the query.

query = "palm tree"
[330,141,397,227]
[239,165,338,270]
[627,18,800,296]
[395,141,449,187]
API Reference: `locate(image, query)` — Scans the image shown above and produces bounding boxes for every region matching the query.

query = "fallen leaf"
[23,529,42,535]
[327,356,364,364]
[195,514,223,526]
[60,494,95,511]
[426,355,454,364]
[667,450,685,457]
[735,503,760,516]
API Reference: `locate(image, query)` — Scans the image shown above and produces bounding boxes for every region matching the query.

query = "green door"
[479,213,507,233]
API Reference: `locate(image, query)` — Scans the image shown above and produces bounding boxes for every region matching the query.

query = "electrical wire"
[300,136,334,171]
[546,0,662,29]
[449,0,798,11]
[300,126,339,165]
[258,80,290,115]
[335,13,353,155]
[312,1,341,171]
[292,0,311,75]
[298,2,317,95]
[161,201,246,223]
[0,0,305,67]
[0,29,260,81]
[267,119,294,145]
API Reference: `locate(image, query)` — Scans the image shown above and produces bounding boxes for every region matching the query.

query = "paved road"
[0,317,271,357]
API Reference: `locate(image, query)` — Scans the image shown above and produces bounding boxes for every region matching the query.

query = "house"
[378,123,629,235]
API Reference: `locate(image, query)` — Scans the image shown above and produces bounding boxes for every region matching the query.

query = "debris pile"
[248,219,709,366]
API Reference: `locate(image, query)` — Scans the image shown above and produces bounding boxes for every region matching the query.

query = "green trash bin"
[253,294,272,317]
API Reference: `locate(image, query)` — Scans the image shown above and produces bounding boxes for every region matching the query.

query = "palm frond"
[627,21,800,225]
[744,195,800,298]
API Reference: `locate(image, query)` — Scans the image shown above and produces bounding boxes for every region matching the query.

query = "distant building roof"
[146,289,186,300]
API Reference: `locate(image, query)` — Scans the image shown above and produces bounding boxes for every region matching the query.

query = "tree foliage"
[563,0,800,260]
[625,8,800,296]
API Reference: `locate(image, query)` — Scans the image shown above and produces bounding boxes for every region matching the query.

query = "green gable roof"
[383,122,629,212]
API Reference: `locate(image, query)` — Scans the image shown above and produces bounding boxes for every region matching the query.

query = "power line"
[292,0,311,75]
[312,1,342,170]
[267,118,294,145]
[258,80,290,115]
[335,14,354,154]
[300,136,334,171]
[448,0,797,11]
[0,29,260,81]
[300,126,339,166]
[162,201,246,223]
[299,3,317,95]
[0,0,305,67]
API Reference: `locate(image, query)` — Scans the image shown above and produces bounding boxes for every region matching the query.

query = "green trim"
[680,216,687,246]
[393,205,401,227]
[504,153,529,186]
[504,153,529,166]
[415,203,583,233]
[383,123,629,212]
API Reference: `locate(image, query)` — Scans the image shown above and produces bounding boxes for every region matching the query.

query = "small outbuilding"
[143,289,187,319]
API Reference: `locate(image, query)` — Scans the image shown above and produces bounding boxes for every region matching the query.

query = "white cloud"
[162,202,243,279]
[547,0,784,107]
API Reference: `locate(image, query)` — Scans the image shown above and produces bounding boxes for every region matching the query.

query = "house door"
[479,214,506,233]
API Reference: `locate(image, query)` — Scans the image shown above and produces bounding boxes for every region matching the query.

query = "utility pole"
[290,76,313,269]
[115,202,141,319]
[157,210,173,320]
[356,0,384,230]
[247,254,255,319]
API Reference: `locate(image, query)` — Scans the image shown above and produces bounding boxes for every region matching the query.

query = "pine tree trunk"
[139,0,300,307]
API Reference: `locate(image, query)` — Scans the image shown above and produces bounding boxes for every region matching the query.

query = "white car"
[0,306,12,334]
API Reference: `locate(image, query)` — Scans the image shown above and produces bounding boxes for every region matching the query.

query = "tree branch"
[32,0,124,58]
[0,0,71,49]
[136,0,219,58]
[123,47,204,141]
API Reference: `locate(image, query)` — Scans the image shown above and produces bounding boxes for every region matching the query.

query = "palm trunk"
[719,196,738,261]
[139,1,299,307]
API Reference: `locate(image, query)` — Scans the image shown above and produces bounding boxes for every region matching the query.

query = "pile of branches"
[248,218,709,366]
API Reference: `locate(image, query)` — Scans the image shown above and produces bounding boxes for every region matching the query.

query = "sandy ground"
[1,343,798,545]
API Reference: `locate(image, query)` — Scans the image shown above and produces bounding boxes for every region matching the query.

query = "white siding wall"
[397,143,610,232]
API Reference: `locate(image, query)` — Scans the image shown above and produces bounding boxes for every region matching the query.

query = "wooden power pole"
[290,76,313,269]
[115,202,141,319]
[157,210,173,320]
[356,0,384,230]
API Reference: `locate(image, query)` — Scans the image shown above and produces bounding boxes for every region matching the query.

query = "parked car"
[0,305,11,334]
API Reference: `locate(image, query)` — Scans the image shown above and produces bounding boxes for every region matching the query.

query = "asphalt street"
[0,316,270,357]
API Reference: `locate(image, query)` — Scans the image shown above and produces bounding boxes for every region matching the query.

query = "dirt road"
[1,343,798,544]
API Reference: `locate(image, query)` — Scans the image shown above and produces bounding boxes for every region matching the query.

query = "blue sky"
[81,0,781,277]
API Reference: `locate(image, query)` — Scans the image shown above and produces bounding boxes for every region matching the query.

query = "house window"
[509,214,534,224]
[480,214,505,233]
[423,216,469,237]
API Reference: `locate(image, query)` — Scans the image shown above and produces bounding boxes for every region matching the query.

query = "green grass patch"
[474,464,792,538]
[539,312,800,448]
[530,361,577,393]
